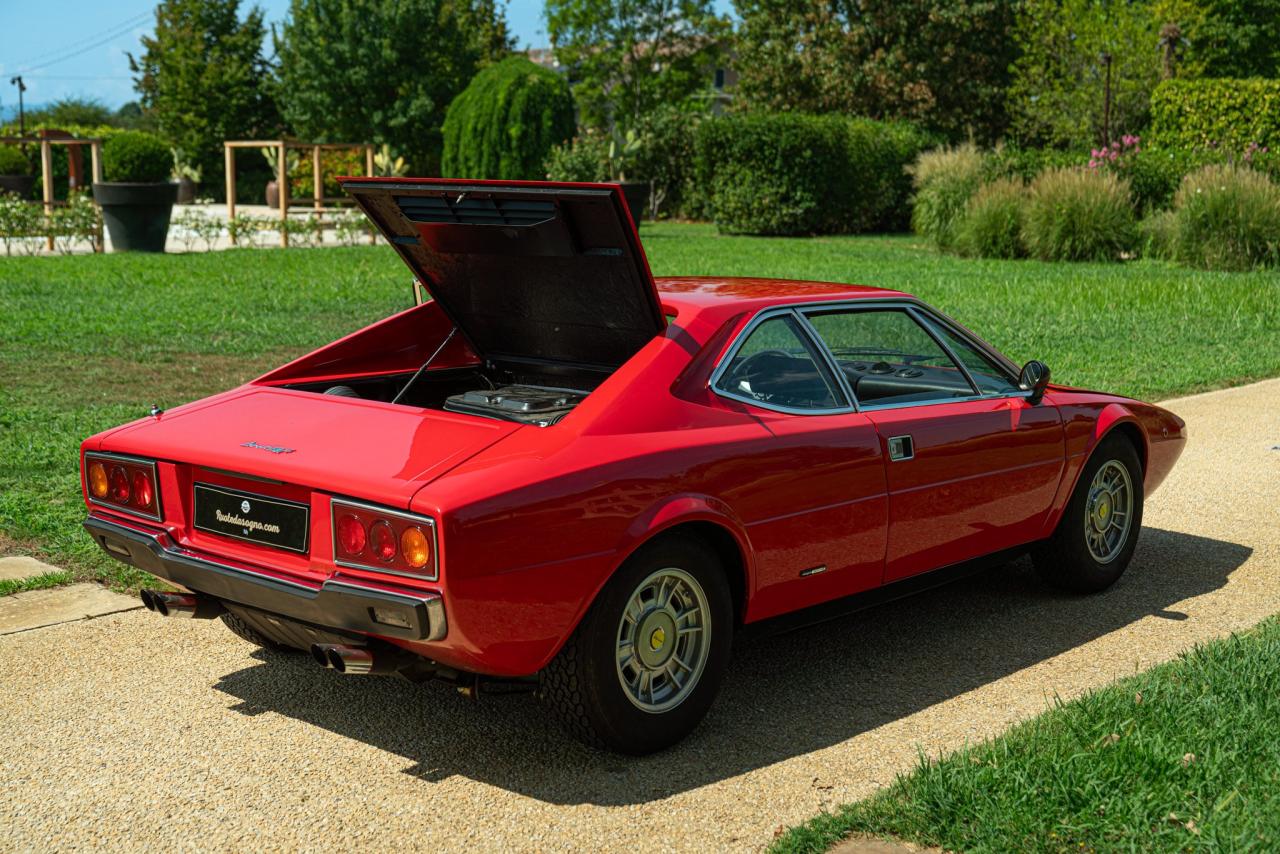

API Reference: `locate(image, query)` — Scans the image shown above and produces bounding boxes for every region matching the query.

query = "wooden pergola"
[223,139,376,247]
[0,133,104,252]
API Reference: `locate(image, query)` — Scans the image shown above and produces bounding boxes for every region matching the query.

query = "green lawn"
[1,222,1277,590]
[772,616,1280,853]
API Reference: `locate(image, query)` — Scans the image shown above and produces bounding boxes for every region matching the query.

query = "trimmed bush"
[982,146,1080,184]
[910,144,985,250]
[1150,79,1280,152]
[1022,167,1136,262]
[442,56,575,180]
[0,145,30,175]
[544,133,611,183]
[101,131,172,183]
[1169,164,1280,271]
[954,178,1027,259]
[693,113,930,236]
[632,105,705,220]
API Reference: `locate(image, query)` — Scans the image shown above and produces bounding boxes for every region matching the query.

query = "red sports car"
[82,179,1185,753]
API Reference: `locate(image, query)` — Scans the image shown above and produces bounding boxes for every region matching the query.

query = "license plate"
[193,483,309,553]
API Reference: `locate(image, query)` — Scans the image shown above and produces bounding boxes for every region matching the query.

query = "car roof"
[655,276,913,324]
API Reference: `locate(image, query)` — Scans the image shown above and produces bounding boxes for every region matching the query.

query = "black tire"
[538,535,734,754]
[1033,433,1144,593]
[219,611,288,650]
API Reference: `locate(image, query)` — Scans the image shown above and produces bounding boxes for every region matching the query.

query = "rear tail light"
[331,499,437,580]
[84,453,161,521]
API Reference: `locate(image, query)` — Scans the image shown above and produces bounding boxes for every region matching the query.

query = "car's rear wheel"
[1033,433,1144,593]
[539,535,733,754]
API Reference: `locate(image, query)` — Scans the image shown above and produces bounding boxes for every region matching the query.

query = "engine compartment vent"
[396,195,556,227]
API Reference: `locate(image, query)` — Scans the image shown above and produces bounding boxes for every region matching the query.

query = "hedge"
[441,56,576,181]
[693,113,932,236]
[1150,79,1280,152]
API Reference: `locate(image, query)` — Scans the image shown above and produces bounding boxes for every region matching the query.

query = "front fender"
[1041,401,1146,537]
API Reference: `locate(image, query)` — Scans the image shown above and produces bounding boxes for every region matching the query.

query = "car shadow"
[213,526,1250,805]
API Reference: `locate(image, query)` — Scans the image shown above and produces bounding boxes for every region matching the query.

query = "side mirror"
[1019,360,1051,403]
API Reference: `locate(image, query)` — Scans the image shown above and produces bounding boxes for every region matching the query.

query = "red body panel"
[81,276,1186,678]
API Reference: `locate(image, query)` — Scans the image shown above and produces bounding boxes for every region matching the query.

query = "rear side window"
[714,315,843,410]
[917,316,1020,395]
[803,309,977,406]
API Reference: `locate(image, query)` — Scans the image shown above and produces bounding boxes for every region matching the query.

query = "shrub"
[0,145,30,175]
[1150,79,1280,152]
[290,148,366,200]
[693,113,930,236]
[544,133,611,183]
[1022,167,1137,262]
[954,178,1027,259]
[982,146,1080,184]
[1169,164,1280,271]
[442,57,576,181]
[910,144,985,249]
[102,131,172,183]
[631,105,705,219]
[0,192,41,255]
[1138,209,1178,260]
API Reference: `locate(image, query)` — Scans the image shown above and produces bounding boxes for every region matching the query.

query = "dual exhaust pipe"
[140,589,223,620]
[311,643,397,676]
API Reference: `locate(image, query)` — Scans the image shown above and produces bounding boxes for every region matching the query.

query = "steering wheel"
[726,349,794,384]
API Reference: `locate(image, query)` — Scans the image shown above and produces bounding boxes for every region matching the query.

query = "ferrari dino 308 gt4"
[82,179,1185,753]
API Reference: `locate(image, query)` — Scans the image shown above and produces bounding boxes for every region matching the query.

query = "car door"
[801,304,1065,583]
[709,310,888,619]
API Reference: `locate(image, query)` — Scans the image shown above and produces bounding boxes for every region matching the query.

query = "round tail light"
[336,514,366,555]
[370,521,397,562]
[130,470,154,509]
[88,461,109,499]
[108,466,130,504]
[400,527,430,569]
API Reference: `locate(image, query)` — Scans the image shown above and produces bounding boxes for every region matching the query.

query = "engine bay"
[282,365,599,427]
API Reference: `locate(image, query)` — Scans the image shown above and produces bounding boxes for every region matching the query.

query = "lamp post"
[8,75,26,137]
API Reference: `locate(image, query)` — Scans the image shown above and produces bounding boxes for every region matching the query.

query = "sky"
[0,0,650,116]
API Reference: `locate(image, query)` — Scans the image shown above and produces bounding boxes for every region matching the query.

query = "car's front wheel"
[539,535,733,754]
[1033,433,1144,593]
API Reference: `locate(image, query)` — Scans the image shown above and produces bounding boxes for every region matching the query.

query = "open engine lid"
[340,177,665,372]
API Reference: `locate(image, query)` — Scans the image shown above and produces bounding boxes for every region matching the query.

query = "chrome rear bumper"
[83,514,446,642]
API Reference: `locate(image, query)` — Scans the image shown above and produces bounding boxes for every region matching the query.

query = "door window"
[916,316,1021,395]
[714,315,844,410]
[803,309,976,406]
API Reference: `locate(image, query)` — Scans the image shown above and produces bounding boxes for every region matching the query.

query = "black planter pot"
[617,181,648,225]
[0,174,36,199]
[92,182,178,253]
[176,176,198,205]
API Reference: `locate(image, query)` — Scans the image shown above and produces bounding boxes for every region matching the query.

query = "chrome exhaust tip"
[311,643,378,675]
[139,589,222,619]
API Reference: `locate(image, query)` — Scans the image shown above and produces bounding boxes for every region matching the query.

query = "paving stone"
[0,584,141,635]
[0,555,65,583]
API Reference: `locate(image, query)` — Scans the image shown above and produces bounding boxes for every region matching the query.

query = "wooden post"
[40,139,53,252]
[312,145,323,211]
[277,142,289,248]
[225,144,236,244]
[90,141,104,253]
[365,144,374,177]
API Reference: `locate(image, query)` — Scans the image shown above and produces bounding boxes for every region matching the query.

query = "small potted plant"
[172,149,201,205]
[0,145,35,199]
[92,131,178,252]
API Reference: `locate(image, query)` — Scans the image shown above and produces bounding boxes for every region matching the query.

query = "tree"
[130,0,278,193]
[441,56,576,179]
[731,1,1018,144]
[545,0,731,133]
[273,0,513,175]
[1154,0,1280,78]
[1008,0,1161,149]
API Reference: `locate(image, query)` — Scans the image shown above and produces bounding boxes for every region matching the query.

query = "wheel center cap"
[636,611,677,669]
[1091,492,1112,530]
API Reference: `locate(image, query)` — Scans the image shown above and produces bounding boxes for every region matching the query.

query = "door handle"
[888,435,914,461]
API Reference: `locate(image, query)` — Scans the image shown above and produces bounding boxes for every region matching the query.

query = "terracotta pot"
[265,179,279,209]
[176,176,197,205]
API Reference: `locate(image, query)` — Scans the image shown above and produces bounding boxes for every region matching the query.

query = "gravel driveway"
[2,379,1277,852]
